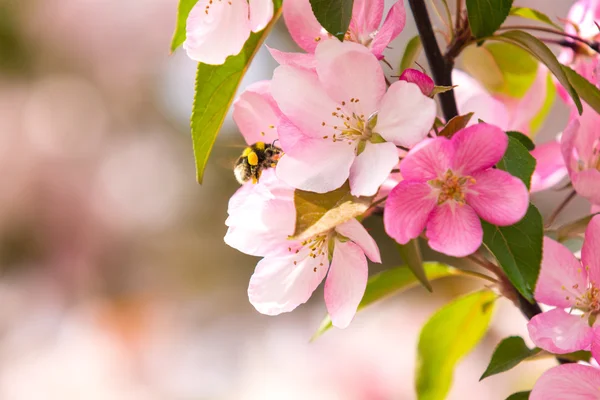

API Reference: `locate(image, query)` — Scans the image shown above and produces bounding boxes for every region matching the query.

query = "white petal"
[335,219,381,263]
[349,141,398,196]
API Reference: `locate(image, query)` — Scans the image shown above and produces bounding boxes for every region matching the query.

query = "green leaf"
[485,42,538,98]
[400,35,422,73]
[439,113,474,138]
[309,0,354,40]
[564,64,600,115]
[482,204,543,302]
[170,0,199,52]
[559,350,592,362]
[480,336,541,380]
[556,213,600,242]
[466,0,513,38]
[497,136,536,189]
[293,182,372,241]
[312,263,462,340]
[191,4,282,183]
[491,31,582,114]
[506,131,535,150]
[430,85,456,96]
[510,7,562,30]
[416,290,496,400]
[397,239,431,291]
[461,45,505,93]
[506,392,530,400]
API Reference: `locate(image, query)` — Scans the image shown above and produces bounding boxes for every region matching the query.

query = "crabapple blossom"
[531,364,600,400]
[224,170,381,329]
[384,123,529,257]
[399,69,434,97]
[272,39,436,196]
[283,0,405,58]
[527,215,600,360]
[232,80,281,145]
[184,0,274,65]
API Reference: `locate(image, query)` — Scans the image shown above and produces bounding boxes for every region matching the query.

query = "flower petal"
[324,239,368,328]
[466,169,529,226]
[592,326,600,365]
[399,69,434,96]
[282,0,327,53]
[276,138,355,193]
[583,215,600,287]
[384,181,437,245]
[376,80,436,147]
[535,237,588,308]
[233,81,281,144]
[268,47,317,70]
[248,0,274,32]
[350,0,384,35]
[573,169,600,205]
[527,308,593,354]
[335,218,381,263]
[184,0,251,65]
[399,137,454,181]
[560,118,580,175]
[426,202,483,257]
[370,1,406,57]
[530,140,568,193]
[248,247,329,315]
[531,364,600,400]
[349,141,398,197]
[315,40,386,119]
[451,123,508,175]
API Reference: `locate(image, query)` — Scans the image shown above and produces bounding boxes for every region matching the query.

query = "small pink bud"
[399,69,435,97]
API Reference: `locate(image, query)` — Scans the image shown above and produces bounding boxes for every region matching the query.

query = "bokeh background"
[0,0,589,398]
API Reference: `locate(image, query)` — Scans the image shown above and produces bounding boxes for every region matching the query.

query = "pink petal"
[527,308,593,354]
[184,0,251,65]
[349,0,384,36]
[560,118,580,175]
[248,0,274,32]
[232,81,281,145]
[466,169,529,226]
[573,169,600,205]
[276,138,355,193]
[282,0,327,53]
[384,181,437,245]
[370,1,406,57]
[315,40,386,119]
[335,218,381,263]
[505,66,548,133]
[426,203,483,257]
[268,47,317,70]
[583,215,600,287]
[575,103,600,164]
[535,237,588,308]
[271,65,339,138]
[248,247,329,316]
[349,141,398,197]
[451,123,508,175]
[399,69,434,96]
[530,140,568,193]
[324,239,368,328]
[376,80,436,147]
[592,326,600,365]
[593,204,600,214]
[399,137,454,181]
[531,364,600,400]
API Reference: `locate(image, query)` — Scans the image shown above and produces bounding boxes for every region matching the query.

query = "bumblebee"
[234,142,283,184]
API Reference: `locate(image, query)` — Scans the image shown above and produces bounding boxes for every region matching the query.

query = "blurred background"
[0,0,588,398]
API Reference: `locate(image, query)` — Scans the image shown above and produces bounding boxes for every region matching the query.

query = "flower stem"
[546,190,577,228]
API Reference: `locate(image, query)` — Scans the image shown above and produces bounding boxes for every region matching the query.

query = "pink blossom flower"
[283,0,405,58]
[224,170,381,328]
[232,80,281,145]
[184,0,274,65]
[399,69,434,97]
[272,39,436,196]
[384,124,529,257]
[531,364,600,400]
[561,105,600,205]
[530,138,568,193]
[527,215,600,359]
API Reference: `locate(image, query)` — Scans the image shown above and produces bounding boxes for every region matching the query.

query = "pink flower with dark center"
[531,364,600,400]
[527,216,600,359]
[283,0,405,58]
[272,39,436,196]
[224,170,381,328]
[384,124,529,257]
[184,0,274,65]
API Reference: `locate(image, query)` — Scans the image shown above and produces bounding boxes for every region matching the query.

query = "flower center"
[286,233,330,272]
[320,98,376,146]
[429,170,475,205]
[562,272,600,326]
[203,0,232,15]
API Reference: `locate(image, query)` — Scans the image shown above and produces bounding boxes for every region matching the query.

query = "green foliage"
[416,291,495,400]
[480,336,540,380]
[309,0,354,40]
[564,65,600,115]
[397,239,431,291]
[312,263,461,339]
[190,3,281,183]
[439,113,474,138]
[506,131,535,151]
[491,31,582,114]
[293,182,372,241]
[509,7,562,30]
[506,392,530,400]
[482,204,543,302]
[400,35,423,72]
[497,136,536,189]
[485,42,538,98]
[466,0,513,38]
[170,0,199,52]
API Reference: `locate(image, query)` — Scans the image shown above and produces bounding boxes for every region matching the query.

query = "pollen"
[247,151,259,166]
[255,141,265,150]
[242,147,252,157]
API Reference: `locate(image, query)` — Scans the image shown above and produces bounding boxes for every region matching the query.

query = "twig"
[546,190,577,228]
[498,25,600,53]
